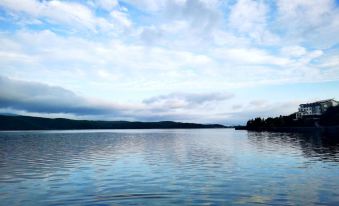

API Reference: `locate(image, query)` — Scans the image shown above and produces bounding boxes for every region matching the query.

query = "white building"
[296,99,338,119]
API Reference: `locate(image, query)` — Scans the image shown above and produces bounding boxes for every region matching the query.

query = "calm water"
[0,129,339,205]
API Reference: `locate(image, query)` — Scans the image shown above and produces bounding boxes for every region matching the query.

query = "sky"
[0,0,338,125]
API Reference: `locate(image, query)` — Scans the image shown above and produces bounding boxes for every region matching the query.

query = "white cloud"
[276,0,339,48]
[0,0,338,123]
[318,55,339,68]
[110,10,132,28]
[280,46,324,66]
[212,30,250,47]
[143,92,234,109]
[0,0,114,32]
[121,0,168,11]
[281,46,307,57]
[92,0,119,11]
[277,0,334,26]
[228,0,279,44]
[131,0,223,48]
[213,47,290,66]
[229,0,267,33]
[0,28,337,99]
[0,0,41,15]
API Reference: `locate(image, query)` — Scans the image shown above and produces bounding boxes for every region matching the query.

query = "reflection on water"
[0,129,338,205]
[247,132,339,162]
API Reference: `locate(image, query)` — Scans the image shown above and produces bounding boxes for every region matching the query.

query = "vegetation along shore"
[236,99,339,136]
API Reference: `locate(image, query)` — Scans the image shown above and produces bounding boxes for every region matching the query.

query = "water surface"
[0,129,338,205]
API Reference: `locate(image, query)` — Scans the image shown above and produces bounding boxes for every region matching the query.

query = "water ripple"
[0,129,339,205]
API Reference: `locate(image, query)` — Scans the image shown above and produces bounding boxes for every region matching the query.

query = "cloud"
[276,0,339,48]
[213,47,290,66]
[91,0,119,11]
[143,92,234,109]
[249,100,268,108]
[228,0,279,44]
[277,0,334,27]
[0,0,114,32]
[134,0,223,46]
[0,28,336,100]
[0,0,338,124]
[0,76,124,115]
[121,0,167,11]
[318,54,339,68]
[0,76,235,123]
[110,10,132,28]
[0,75,332,125]
[165,0,222,32]
[280,46,307,57]
[222,100,301,125]
[228,0,267,33]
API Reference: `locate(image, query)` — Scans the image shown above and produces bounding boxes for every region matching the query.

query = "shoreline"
[235,125,339,136]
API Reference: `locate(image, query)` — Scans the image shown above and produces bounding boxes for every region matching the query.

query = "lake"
[0,129,338,205]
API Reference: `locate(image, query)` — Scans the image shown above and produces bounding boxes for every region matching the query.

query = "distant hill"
[0,115,226,130]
